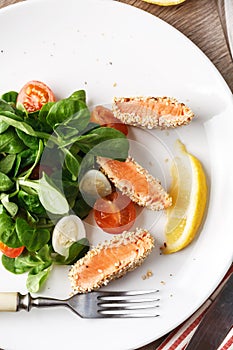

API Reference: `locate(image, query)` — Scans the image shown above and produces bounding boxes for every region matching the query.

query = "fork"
[0,290,160,318]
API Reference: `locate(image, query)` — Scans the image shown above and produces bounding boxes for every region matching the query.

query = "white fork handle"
[0,292,18,311]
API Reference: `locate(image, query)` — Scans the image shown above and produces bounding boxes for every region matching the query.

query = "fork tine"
[98,304,159,311]
[97,289,160,305]
[98,297,160,305]
[98,289,159,298]
[98,311,160,318]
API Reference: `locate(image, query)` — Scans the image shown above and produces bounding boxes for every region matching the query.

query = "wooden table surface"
[0,0,232,349]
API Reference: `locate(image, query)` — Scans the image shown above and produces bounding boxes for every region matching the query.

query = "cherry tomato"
[0,242,24,258]
[29,164,53,180]
[91,106,128,135]
[94,191,136,234]
[16,80,56,113]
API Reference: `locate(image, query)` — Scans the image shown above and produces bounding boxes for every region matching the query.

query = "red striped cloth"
[155,265,233,350]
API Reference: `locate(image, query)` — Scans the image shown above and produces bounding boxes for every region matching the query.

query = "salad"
[0,81,129,292]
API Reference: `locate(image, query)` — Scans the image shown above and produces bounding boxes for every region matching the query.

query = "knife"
[185,272,233,350]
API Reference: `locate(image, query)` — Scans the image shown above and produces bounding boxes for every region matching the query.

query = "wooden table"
[0,0,232,349]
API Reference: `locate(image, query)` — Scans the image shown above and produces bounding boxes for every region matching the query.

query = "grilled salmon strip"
[97,156,172,210]
[69,229,154,294]
[112,96,194,129]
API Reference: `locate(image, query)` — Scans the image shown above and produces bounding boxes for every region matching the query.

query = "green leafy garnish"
[0,87,129,292]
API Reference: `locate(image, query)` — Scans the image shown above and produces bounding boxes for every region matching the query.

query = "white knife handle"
[0,292,18,312]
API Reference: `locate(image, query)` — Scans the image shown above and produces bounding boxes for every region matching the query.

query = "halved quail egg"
[79,169,112,202]
[52,215,86,257]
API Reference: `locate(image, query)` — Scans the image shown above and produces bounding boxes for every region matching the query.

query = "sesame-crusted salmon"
[112,96,194,129]
[90,105,128,135]
[97,156,172,210]
[69,229,154,294]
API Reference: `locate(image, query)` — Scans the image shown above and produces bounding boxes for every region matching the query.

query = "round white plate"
[0,0,233,349]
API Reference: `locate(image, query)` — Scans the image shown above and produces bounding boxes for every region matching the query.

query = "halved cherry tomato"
[0,242,24,258]
[91,105,128,135]
[94,191,136,234]
[29,164,53,180]
[16,80,56,113]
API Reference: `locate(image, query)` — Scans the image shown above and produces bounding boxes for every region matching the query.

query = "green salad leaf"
[0,154,16,174]
[0,86,129,292]
[0,211,22,247]
[1,91,18,104]
[16,217,50,252]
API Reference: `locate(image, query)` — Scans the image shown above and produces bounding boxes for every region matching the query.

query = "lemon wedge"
[142,0,186,5]
[162,140,207,254]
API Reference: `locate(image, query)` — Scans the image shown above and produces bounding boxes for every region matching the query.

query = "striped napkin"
[155,265,233,350]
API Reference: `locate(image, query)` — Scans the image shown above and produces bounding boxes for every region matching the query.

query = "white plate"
[0,0,233,349]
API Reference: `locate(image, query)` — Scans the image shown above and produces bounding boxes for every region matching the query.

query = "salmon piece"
[91,105,120,125]
[97,156,172,210]
[90,105,128,135]
[68,229,154,293]
[112,96,194,129]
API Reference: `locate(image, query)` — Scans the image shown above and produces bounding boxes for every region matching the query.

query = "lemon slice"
[162,140,207,254]
[142,0,186,5]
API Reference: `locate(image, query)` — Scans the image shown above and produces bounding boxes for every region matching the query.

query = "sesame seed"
[146,270,153,278]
